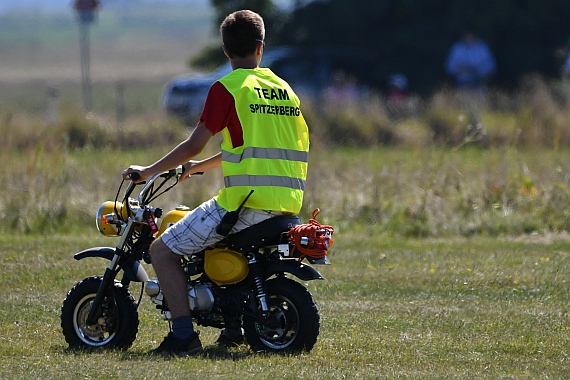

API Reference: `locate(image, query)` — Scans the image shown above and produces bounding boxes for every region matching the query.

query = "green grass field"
[1,230,569,378]
[0,146,570,378]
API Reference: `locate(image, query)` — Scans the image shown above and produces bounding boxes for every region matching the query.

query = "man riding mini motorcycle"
[122,10,311,355]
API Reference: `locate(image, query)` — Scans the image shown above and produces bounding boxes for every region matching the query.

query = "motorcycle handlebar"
[127,166,203,183]
[117,165,205,221]
[127,166,205,206]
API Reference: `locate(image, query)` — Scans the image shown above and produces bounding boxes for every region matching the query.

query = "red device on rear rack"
[288,208,334,262]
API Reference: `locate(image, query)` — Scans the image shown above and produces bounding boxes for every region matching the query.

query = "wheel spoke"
[73,294,116,346]
[255,295,300,349]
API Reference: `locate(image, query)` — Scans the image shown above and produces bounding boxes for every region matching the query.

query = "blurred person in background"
[386,73,409,103]
[385,73,419,119]
[445,28,496,91]
[323,70,359,105]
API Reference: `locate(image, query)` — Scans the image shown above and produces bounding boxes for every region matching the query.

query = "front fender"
[74,247,149,283]
[261,259,324,281]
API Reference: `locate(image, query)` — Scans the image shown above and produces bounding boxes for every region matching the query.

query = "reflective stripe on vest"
[224,175,306,190]
[222,147,309,164]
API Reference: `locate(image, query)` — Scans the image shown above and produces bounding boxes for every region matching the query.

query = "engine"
[145,278,215,319]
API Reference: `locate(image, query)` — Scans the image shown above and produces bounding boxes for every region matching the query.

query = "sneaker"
[216,329,245,347]
[151,332,203,356]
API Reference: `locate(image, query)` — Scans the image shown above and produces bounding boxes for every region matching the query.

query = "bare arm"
[122,123,213,182]
[178,152,222,182]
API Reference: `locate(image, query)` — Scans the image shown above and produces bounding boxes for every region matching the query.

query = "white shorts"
[160,198,284,256]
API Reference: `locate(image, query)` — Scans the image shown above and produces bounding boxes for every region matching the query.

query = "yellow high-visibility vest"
[215,68,309,214]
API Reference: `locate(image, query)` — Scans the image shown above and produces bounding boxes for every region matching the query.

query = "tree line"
[199,0,570,94]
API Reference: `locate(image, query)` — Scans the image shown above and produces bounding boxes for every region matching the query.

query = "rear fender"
[74,247,149,283]
[261,259,324,281]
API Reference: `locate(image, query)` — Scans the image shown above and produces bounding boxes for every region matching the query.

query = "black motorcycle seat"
[224,214,300,252]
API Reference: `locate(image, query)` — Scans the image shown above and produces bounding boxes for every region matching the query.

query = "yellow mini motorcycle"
[60,167,333,353]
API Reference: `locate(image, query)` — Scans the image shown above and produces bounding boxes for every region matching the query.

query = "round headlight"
[96,201,126,236]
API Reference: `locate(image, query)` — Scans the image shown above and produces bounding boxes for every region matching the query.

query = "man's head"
[220,10,265,59]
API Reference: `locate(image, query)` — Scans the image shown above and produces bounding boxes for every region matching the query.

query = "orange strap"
[288,208,334,260]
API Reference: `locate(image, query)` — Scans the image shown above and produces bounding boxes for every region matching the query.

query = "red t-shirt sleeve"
[199,81,244,148]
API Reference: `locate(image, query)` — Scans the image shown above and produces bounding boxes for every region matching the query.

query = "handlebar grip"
[129,172,141,181]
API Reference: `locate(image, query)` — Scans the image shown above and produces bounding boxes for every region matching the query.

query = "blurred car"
[161,46,373,124]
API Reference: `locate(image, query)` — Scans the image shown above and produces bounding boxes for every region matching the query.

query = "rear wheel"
[61,276,139,349]
[243,277,320,353]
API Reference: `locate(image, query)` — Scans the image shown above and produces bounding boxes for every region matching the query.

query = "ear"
[256,41,264,56]
[222,44,230,59]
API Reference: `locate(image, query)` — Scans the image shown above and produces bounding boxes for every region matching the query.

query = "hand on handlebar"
[122,165,149,183]
[178,161,203,183]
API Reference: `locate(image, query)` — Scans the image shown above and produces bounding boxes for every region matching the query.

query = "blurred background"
[3,0,570,155]
[4,0,570,234]
[3,0,570,124]
[0,0,213,84]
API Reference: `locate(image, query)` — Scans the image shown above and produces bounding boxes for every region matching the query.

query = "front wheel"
[243,277,320,353]
[61,276,139,349]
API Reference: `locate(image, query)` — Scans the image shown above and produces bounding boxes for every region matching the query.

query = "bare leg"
[150,237,190,319]
[149,239,202,353]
